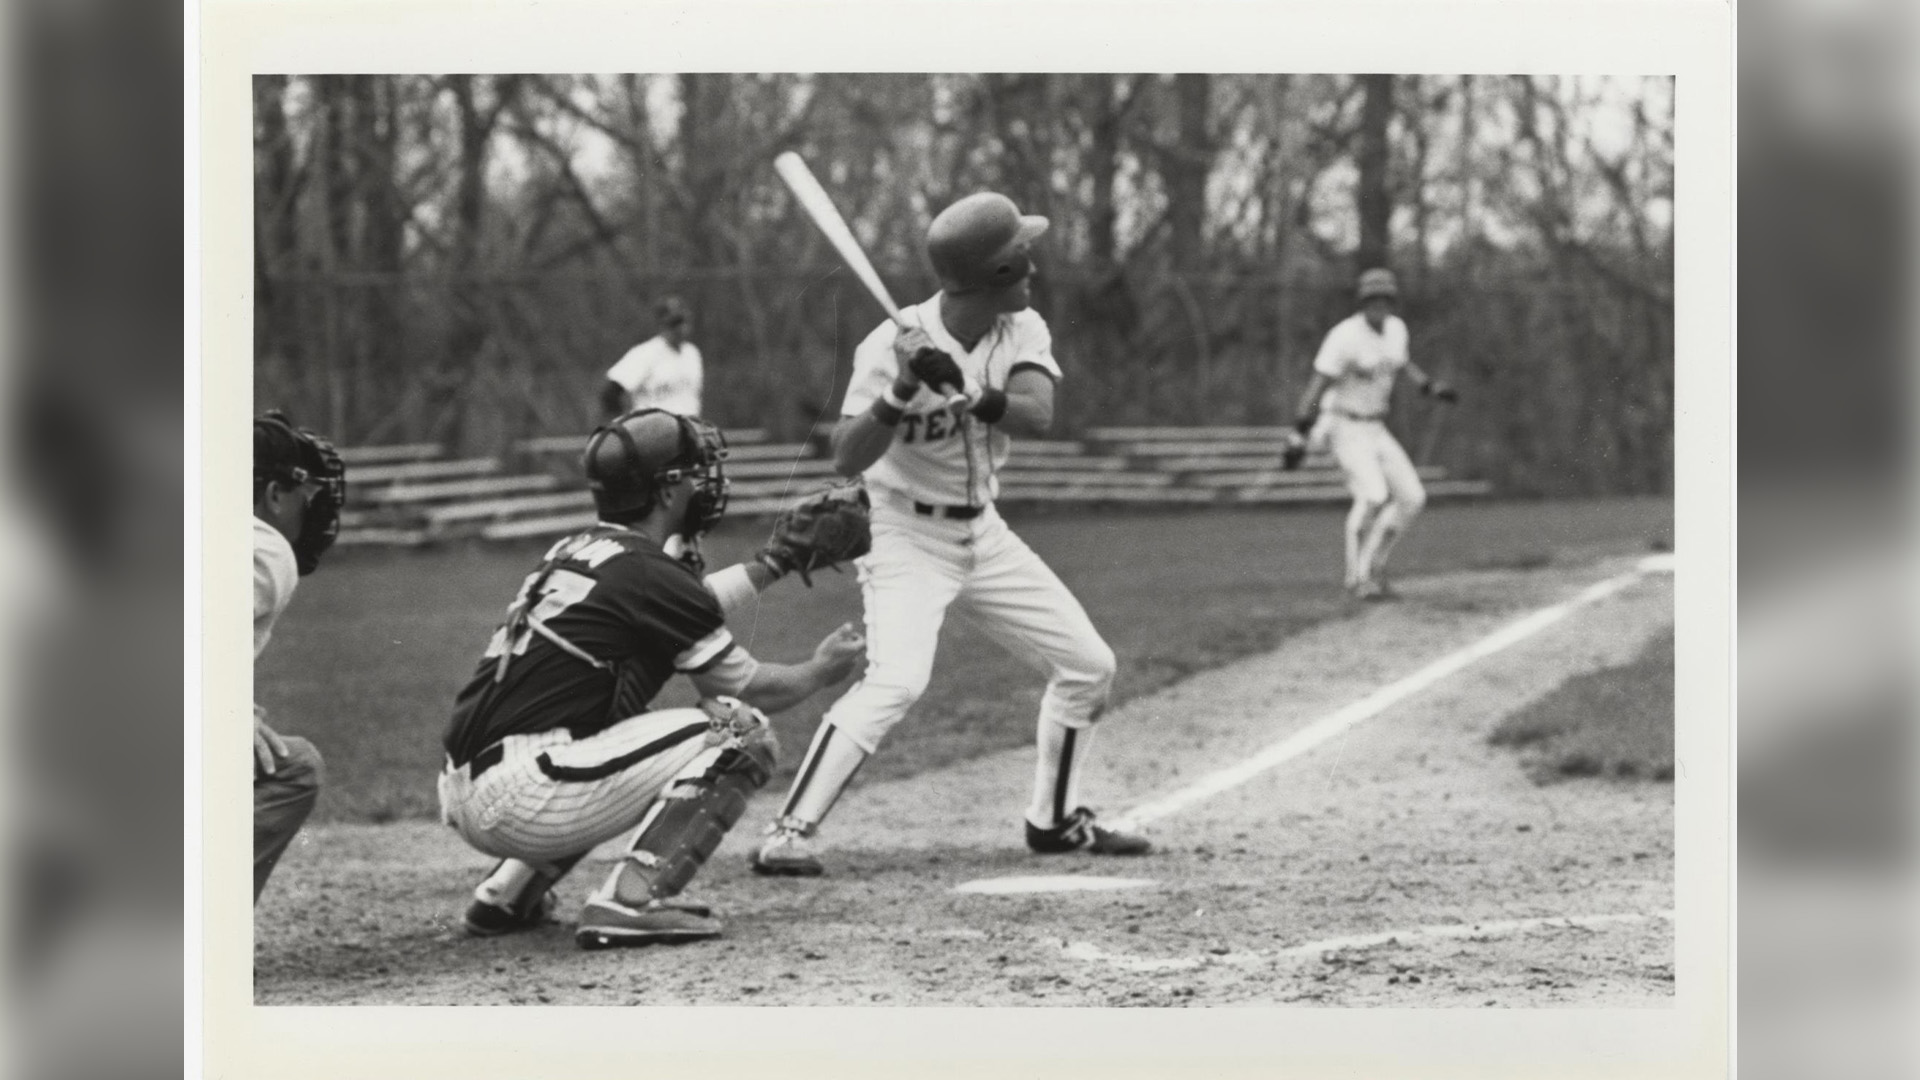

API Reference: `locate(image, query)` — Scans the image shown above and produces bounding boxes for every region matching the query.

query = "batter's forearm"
[993,389,1052,438]
[831,413,896,477]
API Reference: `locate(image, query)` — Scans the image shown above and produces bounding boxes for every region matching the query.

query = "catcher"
[440,408,871,948]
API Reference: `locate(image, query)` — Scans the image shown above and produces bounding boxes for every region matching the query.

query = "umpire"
[253,412,346,900]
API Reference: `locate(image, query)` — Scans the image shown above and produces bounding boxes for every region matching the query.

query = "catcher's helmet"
[253,411,347,576]
[926,192,1049,295]
[1356,267,1400,302]
[583,408,730,531]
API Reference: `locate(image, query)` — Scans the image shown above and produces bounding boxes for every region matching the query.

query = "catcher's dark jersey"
[443,527,734,767]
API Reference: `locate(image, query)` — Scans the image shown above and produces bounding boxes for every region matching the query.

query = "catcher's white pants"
[438,707,715,863]
[1319,415,1427,582]
[824,502,1116,754]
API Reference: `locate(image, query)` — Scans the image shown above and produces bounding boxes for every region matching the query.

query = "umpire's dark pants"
[254,737,324,901]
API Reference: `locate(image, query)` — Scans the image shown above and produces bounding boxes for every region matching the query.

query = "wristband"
[753,552,790,581]
[705,563,760,614]
[888,380,919,407]
[870,397,905,426]
[1293,412,1318,437]
[969,387,1010,424]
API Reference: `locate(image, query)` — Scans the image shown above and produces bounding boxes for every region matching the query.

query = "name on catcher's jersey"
[443,529,732,766]
[841,294,1063,507]
[1313,312,1410,418]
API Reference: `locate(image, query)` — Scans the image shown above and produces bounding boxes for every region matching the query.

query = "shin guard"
[621,735,777,901]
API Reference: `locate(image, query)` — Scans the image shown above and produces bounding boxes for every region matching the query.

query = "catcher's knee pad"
[621,725,778,901]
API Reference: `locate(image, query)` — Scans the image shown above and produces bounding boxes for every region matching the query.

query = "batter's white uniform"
[1311,312,1426,513]
[606,336,704,417]
[787,295,1116,830]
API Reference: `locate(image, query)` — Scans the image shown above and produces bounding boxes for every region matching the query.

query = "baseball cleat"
[1356,578,1398,601]
[574,895,723,949]
[462,890,557,938]
[1026,807,1152,856]
[750,823,825,877]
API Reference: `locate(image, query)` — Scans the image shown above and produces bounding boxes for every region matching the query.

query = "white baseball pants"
[830,502,1116,750]
[1322,415,1427,583]
[779,501,1116,831]
[438,707,716,863]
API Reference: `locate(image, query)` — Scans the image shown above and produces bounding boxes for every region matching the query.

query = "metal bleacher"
[336,425,1491,547]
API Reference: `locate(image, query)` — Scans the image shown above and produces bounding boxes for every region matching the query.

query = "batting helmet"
[253,411,347,576]
[583,408,730,531]
[927,192,1049,294]
[1356,268,1400,302]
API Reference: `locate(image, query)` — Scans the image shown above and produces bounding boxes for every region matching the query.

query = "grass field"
[257,496,1673,823]
[1489,625,1675,782]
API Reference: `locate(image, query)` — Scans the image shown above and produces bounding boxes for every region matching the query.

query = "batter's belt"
[871,485,984,521]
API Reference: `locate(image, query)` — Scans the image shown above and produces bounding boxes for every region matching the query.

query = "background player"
[440,408,870,948]
[751,192,1150,877]
[253,412,346,900]
[1289,268,1457,599]
[601,297,704,418]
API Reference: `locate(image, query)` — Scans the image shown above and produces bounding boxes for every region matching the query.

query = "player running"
[1289,268,1457,599]
[439,409,871,948]
[253,412,346,900]
[750,192,1151,877]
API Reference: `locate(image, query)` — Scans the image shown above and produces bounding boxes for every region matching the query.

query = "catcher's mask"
[253,411,347,576]
[583,409,731,542]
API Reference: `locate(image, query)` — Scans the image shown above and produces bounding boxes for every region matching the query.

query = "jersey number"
[483,569,596,659]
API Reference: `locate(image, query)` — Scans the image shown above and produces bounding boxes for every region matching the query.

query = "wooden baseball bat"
[774,152,970,407]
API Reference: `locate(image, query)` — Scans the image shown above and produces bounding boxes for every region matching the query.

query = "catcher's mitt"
[757,481,873,586]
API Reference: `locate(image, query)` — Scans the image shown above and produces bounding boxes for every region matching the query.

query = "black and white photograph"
[245,68,1686,1010]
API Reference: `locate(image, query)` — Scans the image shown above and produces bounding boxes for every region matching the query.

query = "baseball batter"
[253,412,346,901]
[440,409,871,948]
[751,192,1150,876]
[1291,268,1457,599]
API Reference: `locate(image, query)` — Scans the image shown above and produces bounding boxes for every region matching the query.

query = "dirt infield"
[255,553,1674,1006]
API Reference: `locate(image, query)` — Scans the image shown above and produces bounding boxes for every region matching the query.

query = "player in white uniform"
[253,412,346,900]
[750,192,1151,876]
[602,297,704,418]
[1290,269,1457,599]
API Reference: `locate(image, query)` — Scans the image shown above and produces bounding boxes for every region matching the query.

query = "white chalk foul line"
[1113,560,1671,829]
[1062,910,1675,974]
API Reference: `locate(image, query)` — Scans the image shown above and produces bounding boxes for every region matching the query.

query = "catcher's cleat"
[462,890,557,938]
[749,823,825,877]
[574,895,723,949]
[1026,808,1152,856]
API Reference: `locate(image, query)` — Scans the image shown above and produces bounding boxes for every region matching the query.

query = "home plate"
[953,875,1157,895]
